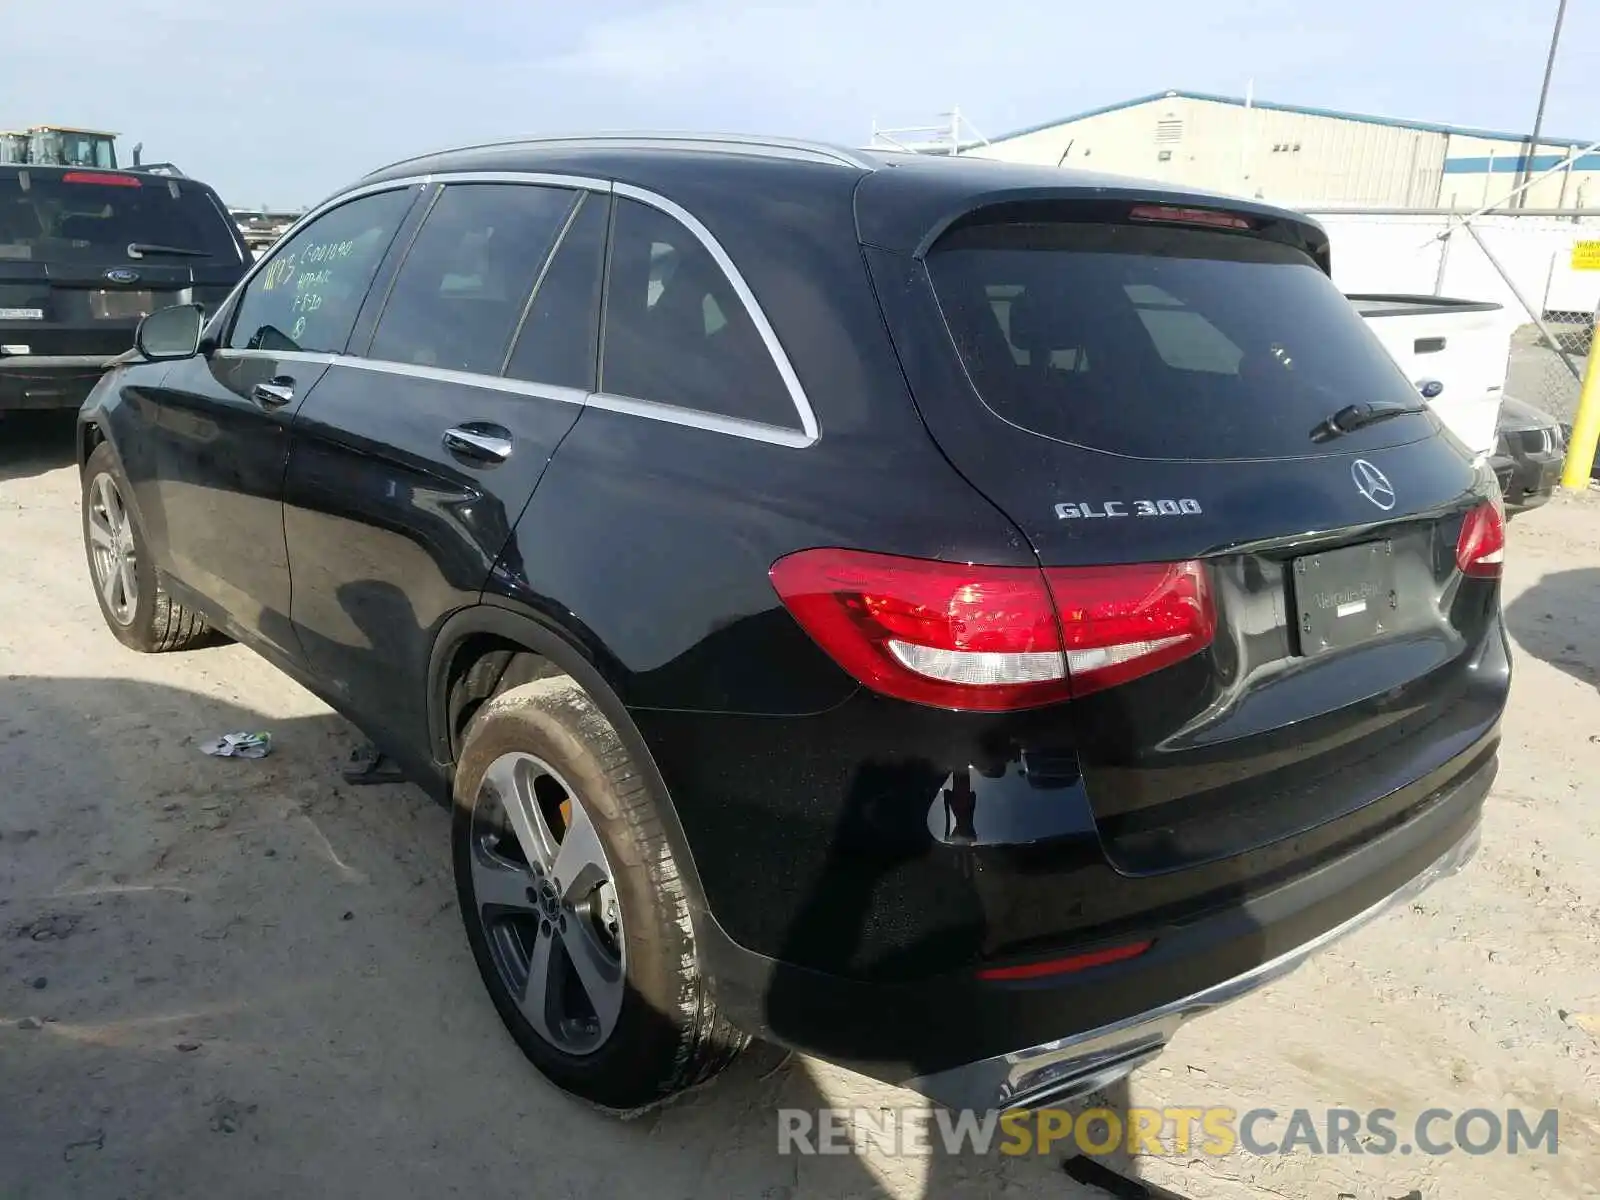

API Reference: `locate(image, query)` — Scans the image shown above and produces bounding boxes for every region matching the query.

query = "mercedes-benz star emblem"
[1351,459,1396,511]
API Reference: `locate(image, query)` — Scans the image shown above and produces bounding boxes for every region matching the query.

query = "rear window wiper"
[1310,401,1428,444]
[126,242,209,259]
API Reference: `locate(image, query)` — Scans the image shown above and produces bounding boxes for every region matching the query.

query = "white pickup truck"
[1349,294,1516,459]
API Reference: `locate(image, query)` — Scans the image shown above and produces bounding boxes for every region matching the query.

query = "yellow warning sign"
[1573,240,1600,271]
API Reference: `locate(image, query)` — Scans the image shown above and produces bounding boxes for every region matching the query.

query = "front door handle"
[252,376,295,408]
[443,424,513,464]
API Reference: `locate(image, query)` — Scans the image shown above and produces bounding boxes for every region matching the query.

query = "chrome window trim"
[213,349,586,407]
[587,391,815,448]
[212,349,338,368]
[611,181,819,445]
[211,352,807,447]
[335,357,589,407]
[208,171,821,449]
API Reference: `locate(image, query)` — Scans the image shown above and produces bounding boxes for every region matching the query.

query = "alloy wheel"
[469,752,626,1056]
[87,473,138,625]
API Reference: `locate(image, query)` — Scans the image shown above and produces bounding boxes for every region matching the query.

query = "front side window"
[600,197,798,429]
[228,188,413,354]
[368,183,579,376]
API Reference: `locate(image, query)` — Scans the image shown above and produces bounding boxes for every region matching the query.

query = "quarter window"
[228,188,412,353]
[600,197,798,429]
[368,183,578,376]
[503,192,608,390]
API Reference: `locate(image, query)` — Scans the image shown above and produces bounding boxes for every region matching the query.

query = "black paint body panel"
[79,141,1508,1085]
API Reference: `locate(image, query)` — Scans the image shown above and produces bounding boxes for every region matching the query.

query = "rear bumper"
[907,817,1480,1110]
[0,355,116,410]
[697,728,1495,1102]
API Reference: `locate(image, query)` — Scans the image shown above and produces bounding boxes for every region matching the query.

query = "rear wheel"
[81,443,211,653]
[451,677,746,1113]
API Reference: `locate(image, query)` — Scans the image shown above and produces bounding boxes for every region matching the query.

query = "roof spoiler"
[914,188,1332,276]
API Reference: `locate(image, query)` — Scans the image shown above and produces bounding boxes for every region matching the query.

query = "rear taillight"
[61,171,141,187]
[1456,500,1506,579]
[768,549,1068,711]
[1046,560,1215,694]
[768,549,1215,711]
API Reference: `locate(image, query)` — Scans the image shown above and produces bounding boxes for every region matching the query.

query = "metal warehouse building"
[957,90,1598,210]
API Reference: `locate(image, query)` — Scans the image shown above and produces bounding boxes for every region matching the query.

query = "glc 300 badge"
[1055,498,1203,520]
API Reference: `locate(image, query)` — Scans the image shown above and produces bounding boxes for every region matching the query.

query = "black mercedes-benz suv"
[1,163,248,413]
[76,135,1507,1114]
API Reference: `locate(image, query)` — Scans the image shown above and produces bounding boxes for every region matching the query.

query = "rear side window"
[600,196,798,429]
[369,183,578,375]
[504,192,607,390]
[228,189,412,354]
[0,171,241,265]
[928,222,1431,460]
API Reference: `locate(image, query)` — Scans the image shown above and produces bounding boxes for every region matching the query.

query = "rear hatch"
[862,192,1506,874]
[0,168,245,359]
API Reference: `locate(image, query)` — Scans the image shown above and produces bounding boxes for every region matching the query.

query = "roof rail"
[367,132,879,178]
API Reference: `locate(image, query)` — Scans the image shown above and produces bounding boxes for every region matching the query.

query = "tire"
[81,443,212,653]
[452,677,747,1114]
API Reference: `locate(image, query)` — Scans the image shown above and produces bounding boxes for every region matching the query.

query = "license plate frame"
[1292,539,1398,656]
[88,289,157,320]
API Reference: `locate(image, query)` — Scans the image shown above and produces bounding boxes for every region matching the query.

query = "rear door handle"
[443,424,513,464]
[252,376,295,408]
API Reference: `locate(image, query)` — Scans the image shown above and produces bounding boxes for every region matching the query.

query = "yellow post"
[1561,319,1600,490]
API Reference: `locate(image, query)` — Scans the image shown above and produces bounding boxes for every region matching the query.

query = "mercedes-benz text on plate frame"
[1352,459,1396,511]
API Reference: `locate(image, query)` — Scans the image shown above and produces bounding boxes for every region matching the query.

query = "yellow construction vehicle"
[0,125,119,168]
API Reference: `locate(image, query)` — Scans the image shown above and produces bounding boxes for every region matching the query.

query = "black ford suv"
[1,164,247,412]
[76,136,1507,1114]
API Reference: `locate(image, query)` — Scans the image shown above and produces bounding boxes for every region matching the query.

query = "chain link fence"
[1507,316,1592,433]
[1310,145,1600,434]
[1424,210,1595,430]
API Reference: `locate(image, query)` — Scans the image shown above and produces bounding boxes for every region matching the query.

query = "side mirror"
[135,304,205,361]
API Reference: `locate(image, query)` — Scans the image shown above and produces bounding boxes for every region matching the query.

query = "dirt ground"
[2,411,1597,1199]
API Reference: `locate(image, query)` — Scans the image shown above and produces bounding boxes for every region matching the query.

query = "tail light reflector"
[768,549,1214,710]
[977,939,1154,981]
[62,171,141,188]
[1455,500,1505,579]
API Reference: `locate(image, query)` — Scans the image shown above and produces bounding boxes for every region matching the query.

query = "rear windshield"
[0,172,242,265]
[927,222,1434,460]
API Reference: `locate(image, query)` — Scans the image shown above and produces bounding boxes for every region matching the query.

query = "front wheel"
[451,677,746,1114]
[81,443,212,653]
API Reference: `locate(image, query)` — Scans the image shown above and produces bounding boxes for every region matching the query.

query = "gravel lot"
[2,412,1597,1199]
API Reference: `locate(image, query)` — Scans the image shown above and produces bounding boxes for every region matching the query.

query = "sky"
[4,0,1596,208]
